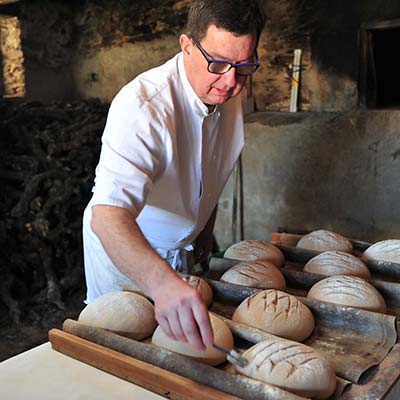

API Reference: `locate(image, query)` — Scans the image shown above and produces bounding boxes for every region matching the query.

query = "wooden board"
[49,329,241,400]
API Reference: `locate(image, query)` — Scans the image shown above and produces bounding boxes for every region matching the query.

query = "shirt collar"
[177,52,213,118]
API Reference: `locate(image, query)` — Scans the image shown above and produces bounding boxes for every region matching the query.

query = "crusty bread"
[362,239,400,264]
[304,251,371,279]
[307,275,386,313]
[179,274,213,307]
[151,313,233,366]
[224,240,285,267]
[297,230,353,253]
[232,290,315,341]
[220,260,286,290]
[78,291,157,340]
[236,338,336,399]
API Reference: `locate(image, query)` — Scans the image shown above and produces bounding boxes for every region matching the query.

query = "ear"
[180,34,193,56]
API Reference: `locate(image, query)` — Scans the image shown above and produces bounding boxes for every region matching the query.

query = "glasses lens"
[236,65,259,76]
[208,62,232,74]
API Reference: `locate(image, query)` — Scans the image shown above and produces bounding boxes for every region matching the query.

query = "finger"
[192,303,214,347]
[178,305,205,352]
[167,309,188,342]
[157,315,177,341]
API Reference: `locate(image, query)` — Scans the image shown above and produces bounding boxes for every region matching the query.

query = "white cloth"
[83,52,244,302]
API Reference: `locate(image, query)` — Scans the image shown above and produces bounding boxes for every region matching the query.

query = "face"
[180,24,257,108]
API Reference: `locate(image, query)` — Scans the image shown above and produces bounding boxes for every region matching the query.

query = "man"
[82,0,265,352]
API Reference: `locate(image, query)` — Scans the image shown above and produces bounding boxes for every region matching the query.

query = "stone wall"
[215,110,400,248]
[3,0,400,110]
[0,14,24,97]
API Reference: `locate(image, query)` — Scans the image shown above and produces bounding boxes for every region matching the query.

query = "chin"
[209,94,232,105]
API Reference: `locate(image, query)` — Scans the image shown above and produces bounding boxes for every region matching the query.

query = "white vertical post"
[289,49,302,112]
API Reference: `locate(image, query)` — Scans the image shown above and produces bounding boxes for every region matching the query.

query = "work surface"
[0,342,163,400]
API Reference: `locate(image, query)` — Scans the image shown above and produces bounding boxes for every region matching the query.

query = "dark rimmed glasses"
[192,39,260,76]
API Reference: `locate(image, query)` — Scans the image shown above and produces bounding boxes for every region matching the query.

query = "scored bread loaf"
[179,274,213,307]
[304,251,371,279]
[78,291,157,340]
[307,275,386,313]
[297,229,353,253]
[232,289,315,341]
[220,260,286,290]
[236,338,336,399]
[224,240,285,267]
[362,239,400,264]
[151,313,233,366]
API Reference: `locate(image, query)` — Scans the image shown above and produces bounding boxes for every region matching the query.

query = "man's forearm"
[90,204,214,351]
[90,204,178,297]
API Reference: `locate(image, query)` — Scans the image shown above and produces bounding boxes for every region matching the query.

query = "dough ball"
[220,260,286,290]
[232,289,315,341]
[151,313,234,366]
[224,240,285,267]
[304,251,371,279]
[362,239,400,264]
[307,275,386,313]
[237,338,336,399]
[297,230,353,253]
[78,291,157,340]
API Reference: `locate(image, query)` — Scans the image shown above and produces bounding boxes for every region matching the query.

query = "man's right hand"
[150,274,214,352]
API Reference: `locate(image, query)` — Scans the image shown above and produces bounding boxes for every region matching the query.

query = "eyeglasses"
[192,40,260,76]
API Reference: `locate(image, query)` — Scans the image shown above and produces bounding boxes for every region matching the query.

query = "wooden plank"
[49,329,241,400]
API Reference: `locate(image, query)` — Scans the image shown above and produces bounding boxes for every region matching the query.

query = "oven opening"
[360,19,400,109]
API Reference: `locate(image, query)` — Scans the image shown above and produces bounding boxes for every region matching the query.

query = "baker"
[82,0,266,352]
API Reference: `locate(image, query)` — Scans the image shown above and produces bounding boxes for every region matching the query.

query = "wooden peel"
[57,319,306,400]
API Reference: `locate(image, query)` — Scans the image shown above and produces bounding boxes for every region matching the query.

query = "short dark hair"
[186,0,266,45]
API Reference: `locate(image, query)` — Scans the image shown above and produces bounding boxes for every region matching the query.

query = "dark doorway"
[359,19,400,109]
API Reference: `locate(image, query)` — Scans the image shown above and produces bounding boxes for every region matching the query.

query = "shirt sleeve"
[91,84,168,217]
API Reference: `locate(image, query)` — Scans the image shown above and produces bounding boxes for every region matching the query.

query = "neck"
[206,104,216,113]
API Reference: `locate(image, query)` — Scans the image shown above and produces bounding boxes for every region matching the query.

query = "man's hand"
[150,275,214,352]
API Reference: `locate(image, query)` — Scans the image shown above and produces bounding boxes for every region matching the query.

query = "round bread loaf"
[362,239,400,264]
[78,291,157,340]
[224,240,285,267]
[297,230,353,253]
[304,251,371,279]
[307,275,386,313]
[151,313,234,366]
[180,274,213,307]
[232,290,315,341]
[220,260,286,290]
[236,338,336,399]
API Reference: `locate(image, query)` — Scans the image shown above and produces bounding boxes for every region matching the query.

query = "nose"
[220,67,237,88]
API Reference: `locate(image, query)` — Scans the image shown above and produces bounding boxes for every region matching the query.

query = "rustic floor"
[0,285,86,362]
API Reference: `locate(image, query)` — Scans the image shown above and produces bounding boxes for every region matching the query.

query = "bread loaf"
[304,251,371,279]
[180,274,213,307]
[151,313,233,366]
[232,289,315,341]
[78,291,157,340]
[220,260,286,290]
[307,275,386,313]
[236,338,336,399]
[297,230,353,253]
[362,239,400,264]
[224,240,285,267]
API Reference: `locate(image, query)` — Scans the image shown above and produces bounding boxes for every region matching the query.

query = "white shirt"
[83,52,244,302]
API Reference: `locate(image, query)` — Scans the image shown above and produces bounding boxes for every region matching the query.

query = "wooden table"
[0,342,163,400]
